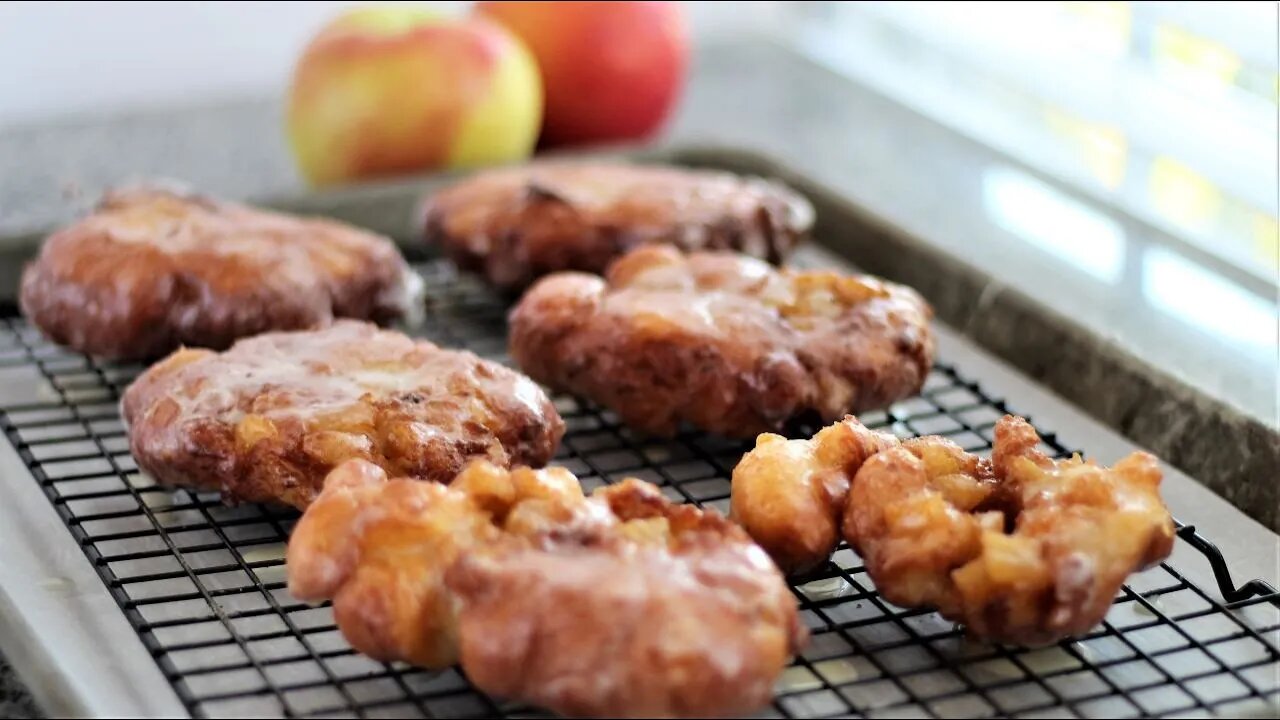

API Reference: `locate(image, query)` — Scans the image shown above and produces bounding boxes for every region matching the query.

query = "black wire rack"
[0,260,1276,719]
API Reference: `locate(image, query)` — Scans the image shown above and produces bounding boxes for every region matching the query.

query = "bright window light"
[983,165,1126,283]
[1142,246,1278,353]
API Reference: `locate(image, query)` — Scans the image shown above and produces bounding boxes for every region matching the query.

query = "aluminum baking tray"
[0,150,1276,719]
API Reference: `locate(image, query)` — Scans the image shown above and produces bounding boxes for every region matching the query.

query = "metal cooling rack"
[0,260,1277,719]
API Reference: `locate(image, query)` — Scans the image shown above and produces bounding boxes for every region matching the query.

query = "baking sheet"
[0,150,1275,719]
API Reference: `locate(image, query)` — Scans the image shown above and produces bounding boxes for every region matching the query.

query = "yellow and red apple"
[287,7,543,186]
[475,1,688,148]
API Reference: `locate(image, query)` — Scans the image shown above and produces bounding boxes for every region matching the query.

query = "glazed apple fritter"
[287,459,805,719]
[421,161,813,289]
[20,186,421,360]
[847,416,1175,645]
[122,320,563,509]
[733,414,1176,645]
[509,245,935,438]
[730,416,900,574]
[285,458,583,668]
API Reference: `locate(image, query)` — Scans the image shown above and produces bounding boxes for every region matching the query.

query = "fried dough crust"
[422,162,812,289]
[21,186,419,359]
[287,459,805,718]
[123,321,562,508]
[509,245,934,437]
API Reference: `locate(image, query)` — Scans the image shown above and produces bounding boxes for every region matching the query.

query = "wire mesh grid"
[0,259,1276,720]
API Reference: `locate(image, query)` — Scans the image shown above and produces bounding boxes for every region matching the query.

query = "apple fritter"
[942,416,1174,644]
[286,458,583,668]
[122,321,562,509]
[422,161,813,289]
[286,459,805,719]
[509,245,934,437]
[733,414,1175,645]
[843,435,1003,617]
[20,186,421,360]
[730,416,900,575]
[450,478,805,719]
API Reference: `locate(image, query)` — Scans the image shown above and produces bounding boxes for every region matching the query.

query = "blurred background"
[802,1,1277,305]
[0,1,1276,423]
[4,2,1274,276]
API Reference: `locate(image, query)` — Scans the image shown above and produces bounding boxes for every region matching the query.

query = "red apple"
[287,7,543,186]
[475,1,688,147]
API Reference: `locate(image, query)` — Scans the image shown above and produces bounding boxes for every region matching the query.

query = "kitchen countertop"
[0,35,1275,717]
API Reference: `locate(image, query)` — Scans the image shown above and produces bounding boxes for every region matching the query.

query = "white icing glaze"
[151,321,546,430]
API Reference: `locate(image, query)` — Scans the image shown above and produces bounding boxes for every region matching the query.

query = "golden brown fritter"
[730,416,900,575]
[843,415,1176,645]
[286,459,583,668]
[734,415,1175,644]
[843,436,1001,614]
[450,478,805,719]
[286,459,805,719]
[509,245,935,437]
[421,161,813,289]
[122,321,563,509]
[20,186,421,360]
